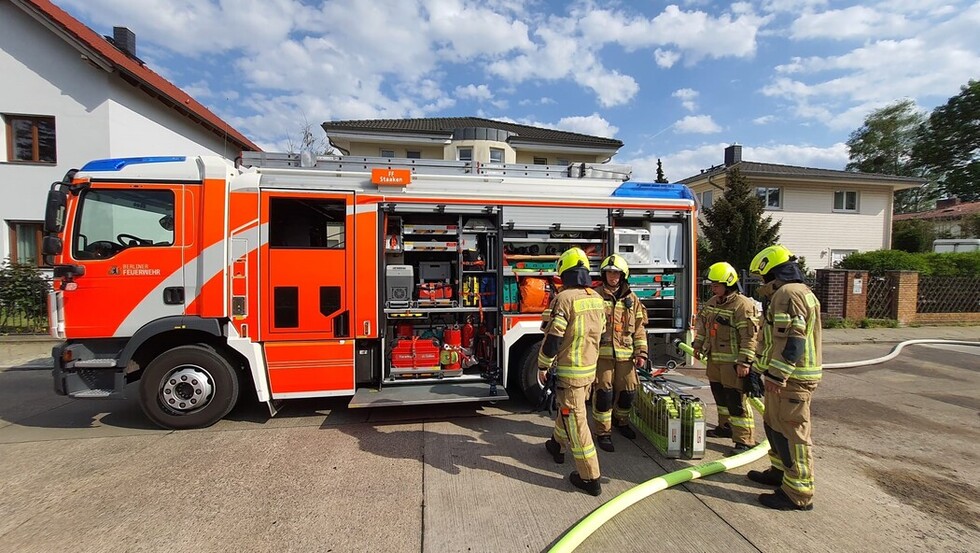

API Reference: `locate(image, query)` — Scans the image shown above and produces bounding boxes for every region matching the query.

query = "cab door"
[259,191,356,397]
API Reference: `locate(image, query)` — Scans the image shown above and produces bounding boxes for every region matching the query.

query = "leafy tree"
[655,159,669,183]
[699,167,781,274]
[891,219,936,252]
[845,99,938,213]
[912,80,980,202]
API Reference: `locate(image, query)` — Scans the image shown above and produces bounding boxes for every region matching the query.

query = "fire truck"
[42,152,698,429]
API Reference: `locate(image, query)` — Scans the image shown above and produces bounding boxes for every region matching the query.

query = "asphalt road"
[1,342,978,553]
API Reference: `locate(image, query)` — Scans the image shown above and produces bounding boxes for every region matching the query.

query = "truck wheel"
[139,344,240,430]
[518,339,544,404]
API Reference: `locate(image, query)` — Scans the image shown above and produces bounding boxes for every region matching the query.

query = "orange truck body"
[43,153,698,429]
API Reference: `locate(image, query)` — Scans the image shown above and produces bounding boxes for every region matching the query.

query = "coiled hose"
[547,338,979,553]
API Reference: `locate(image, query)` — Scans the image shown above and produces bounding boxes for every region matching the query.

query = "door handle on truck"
[364,320,371,336]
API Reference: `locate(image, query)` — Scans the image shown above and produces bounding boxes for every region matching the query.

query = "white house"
[1,0,258,267]
[679,145,927,269]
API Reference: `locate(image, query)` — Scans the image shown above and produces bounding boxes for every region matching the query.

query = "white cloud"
[762,3,980,130]
[554,114,619,139]
[515,114,619,140]
[455,84,494,101]
[654,48,681,68]
[623,141,848,182]
[674,115,722,134]
[753,115,777,124]
[672,88,699,111]
[790,6,912,40]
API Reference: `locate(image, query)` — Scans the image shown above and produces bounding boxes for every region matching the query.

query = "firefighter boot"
[759,488,813,511]
[707,423,732,438]
[545,438,565,464]
[615,424,637,439]
[595,434,615,453]
[725,442,754,457]
[570,472,602,496]
[747,468,783,486]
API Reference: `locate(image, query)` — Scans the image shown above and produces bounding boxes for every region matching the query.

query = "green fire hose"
[548,340,766,553]
[548,396,767,553]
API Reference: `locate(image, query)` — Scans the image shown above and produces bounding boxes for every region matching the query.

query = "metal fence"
[0,307,48,334]
[866,276,894,319]
[917,275,980,313]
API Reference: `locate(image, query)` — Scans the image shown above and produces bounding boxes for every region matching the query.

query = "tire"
[138,344,240,430]
[517,339,544,404]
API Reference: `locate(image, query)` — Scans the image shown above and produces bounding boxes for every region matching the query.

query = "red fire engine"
[42,153,697,429]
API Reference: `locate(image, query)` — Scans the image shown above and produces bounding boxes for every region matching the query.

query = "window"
[406,150,421,159]
[756,187,782,209]
[834,190,859,212]
[4,114,56,163]
[457,147,473,162]
[72,189,175,259]
[831,249,856,267]
[489,148,504,163]
[556,158,570,166]
[700,190,713,209]
[380,149,395,158]
[533,157,548,165]
[7,221,45,266]
[269,198,345,249]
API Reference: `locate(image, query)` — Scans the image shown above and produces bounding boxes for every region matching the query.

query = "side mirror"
[44,188,68,233]
[42,235,63,256]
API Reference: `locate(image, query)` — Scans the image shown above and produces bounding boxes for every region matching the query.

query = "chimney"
[724,144,742,166]
[112,27,136,57]
[936,197,961,210]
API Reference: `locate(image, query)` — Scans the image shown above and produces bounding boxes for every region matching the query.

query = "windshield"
[73,188,175,260]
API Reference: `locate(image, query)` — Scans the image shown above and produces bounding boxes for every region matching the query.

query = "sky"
[57,0,980,182]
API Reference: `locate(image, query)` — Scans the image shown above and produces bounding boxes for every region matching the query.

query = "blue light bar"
[612,181,695,201]
[80,156,187,172]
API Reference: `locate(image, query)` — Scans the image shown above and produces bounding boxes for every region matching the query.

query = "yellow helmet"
[599,254,629,279]
[555,247,591,275]
[705,262,738,286]
[750,245,795,276]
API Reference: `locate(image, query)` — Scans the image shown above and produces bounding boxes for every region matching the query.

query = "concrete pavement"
[0,337,978,552]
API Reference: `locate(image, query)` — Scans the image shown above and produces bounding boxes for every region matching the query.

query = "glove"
[746,371,764,398]
[535,370,558,415]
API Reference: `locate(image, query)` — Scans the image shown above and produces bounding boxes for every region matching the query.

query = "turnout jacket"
[754,281,822,385]
[594,283,648,361]
[538,287,607,386]
[692,291,760,366]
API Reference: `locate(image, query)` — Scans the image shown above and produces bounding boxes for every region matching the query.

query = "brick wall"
[843,271,869,320]
[816,269,846,319]
[888,271,919,325]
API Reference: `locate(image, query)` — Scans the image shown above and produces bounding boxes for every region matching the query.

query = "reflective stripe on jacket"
[755,282,822,381]
[594,285,648,361]
[537,288,607,382]
[692,292,759,365]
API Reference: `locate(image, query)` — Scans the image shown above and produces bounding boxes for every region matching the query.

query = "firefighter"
[591,254,648,452]
[692,262,760,455]
[539,247,607,496]
[747,245,821,511]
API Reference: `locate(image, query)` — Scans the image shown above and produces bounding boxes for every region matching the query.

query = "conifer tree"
[655,159,669,183]
[699,167,781,273]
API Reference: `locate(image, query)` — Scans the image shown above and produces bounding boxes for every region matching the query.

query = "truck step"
[348,381,508,408]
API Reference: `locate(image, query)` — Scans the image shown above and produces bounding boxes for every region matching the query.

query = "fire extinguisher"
[443,325,462,349]
[461,318,475,349]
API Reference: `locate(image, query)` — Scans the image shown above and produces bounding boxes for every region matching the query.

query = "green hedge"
[839,250,980,276]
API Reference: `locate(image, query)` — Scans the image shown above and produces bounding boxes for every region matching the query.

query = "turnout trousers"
[592,358,638,435]
[763,379,818,507]
[553,381,600,480]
